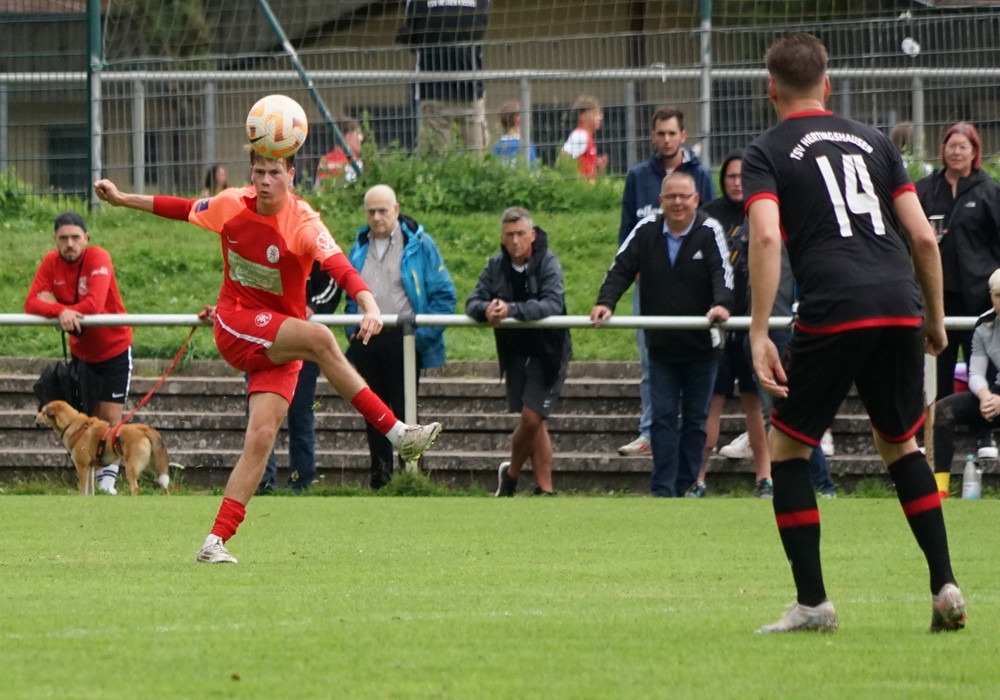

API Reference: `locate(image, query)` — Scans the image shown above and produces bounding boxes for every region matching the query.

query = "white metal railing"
[2,313,979,456]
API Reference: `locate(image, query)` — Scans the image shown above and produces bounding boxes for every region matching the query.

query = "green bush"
[306,141,623,219]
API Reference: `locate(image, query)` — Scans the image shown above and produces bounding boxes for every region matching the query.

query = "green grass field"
[3,495,998,699]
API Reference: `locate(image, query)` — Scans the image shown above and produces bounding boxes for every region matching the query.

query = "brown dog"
[36,400,171,496]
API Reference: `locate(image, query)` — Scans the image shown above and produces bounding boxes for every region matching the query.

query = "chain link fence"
[1,1,998,198]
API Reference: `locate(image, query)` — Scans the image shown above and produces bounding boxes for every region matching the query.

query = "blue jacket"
[346,214,457,369]
[619,148,716,245]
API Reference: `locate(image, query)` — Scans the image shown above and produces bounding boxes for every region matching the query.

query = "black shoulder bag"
[32,252,86,412]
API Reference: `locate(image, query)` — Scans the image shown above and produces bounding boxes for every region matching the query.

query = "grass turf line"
[1,497,997,699]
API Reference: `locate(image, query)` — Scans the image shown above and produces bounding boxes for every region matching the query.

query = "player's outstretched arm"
[94,179,155,213]
[352,289,383,346]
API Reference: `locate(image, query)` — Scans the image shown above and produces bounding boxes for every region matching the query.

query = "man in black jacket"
[466,207,572,496]
[592,171,733,497]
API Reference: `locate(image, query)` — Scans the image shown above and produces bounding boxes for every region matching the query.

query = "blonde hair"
[988,268,1000,292]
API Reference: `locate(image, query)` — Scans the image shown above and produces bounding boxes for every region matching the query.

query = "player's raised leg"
[268,316,441,462]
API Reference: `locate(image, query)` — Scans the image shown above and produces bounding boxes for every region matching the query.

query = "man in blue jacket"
[616,106,715,458]
[346,185,457,489]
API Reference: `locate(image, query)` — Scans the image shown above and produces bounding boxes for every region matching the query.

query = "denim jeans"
[259,360,320,493]
[648,355,718,497]
[634,284,652,437]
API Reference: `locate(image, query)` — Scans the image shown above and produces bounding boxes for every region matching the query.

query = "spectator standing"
[616,106,715,458]
[396,0,490,153]
[932,269,1000,494]
[591,171,733,497]
[466,207,572,497]
[257,261,342,494]
[687,150,772,498]
[560,95,609,183]
[25,211,134,495]
[316,117,364,187]
[492,99,537,167]
[94,150,442,564]
[916,123,1000,418]
[346,185,457,489]
[745,32,964,633]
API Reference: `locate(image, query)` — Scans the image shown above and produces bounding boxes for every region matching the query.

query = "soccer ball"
[245,94,309,160]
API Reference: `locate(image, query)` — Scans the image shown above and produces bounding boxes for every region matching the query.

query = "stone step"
[11,407,918,456]
[0,357,949,492]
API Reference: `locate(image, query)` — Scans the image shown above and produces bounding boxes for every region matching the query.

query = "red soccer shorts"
[214,308,302,403]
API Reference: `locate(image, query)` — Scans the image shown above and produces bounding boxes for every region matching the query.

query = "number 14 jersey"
[742,110,923,333]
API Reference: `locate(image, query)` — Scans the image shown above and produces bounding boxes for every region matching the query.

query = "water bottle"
[962,455,982,500]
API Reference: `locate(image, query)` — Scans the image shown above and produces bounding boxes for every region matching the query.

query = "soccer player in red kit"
[94,151,441,564]
[744,33,965,633]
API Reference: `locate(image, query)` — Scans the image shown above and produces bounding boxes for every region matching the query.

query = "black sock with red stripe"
[772,458,826,607]
[888,451,955,594]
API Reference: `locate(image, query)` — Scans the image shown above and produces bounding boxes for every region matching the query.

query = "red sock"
[210,497,246,542]
[350,387,398,435]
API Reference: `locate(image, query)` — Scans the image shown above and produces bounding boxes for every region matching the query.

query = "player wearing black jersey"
[743,33,965,634]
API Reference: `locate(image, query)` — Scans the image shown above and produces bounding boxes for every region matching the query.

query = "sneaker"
[756,601,838,634]
[397,422,442,462]
[618,434,651,457]
[532,486,556,497]
[930,583,967,632]
[821,430,835,457]
[976,435,998,460]
[195,535,237,564]
[685,481,707,498]
[495,462,517,497]
[754,478,773,499]
[719,432,753,459]
[817,488,837,500]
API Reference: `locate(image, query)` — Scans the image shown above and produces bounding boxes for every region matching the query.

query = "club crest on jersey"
[266,245,280,264]
[78,277,88,297]
[255,312,272,327]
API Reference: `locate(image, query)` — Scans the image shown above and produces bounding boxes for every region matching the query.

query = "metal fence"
[1,1,999,198]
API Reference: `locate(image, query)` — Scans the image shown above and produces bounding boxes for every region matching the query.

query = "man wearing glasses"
[591,171,733,496]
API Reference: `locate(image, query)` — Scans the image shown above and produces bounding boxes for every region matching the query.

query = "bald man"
[345,185,457,488]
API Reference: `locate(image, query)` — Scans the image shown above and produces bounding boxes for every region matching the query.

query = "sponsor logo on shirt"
[965,201,977,208]
[692,250,704,260]
[90,266,109,277]
[226,249,283,296]
[255,312,272,327]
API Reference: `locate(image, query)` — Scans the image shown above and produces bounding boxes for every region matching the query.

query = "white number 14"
[816,154,886,237]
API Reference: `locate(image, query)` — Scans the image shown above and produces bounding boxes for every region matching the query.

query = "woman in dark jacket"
[916,121,1000,401]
